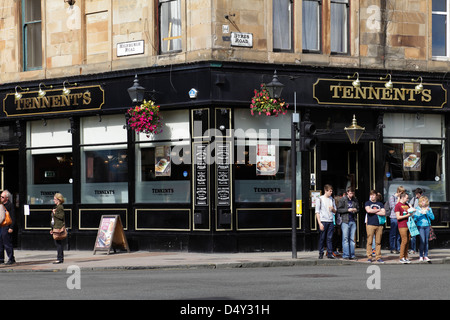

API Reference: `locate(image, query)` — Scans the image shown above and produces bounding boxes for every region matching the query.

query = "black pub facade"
[2,62,450,252]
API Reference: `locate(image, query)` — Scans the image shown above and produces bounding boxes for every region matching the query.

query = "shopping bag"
[407,217,419,237]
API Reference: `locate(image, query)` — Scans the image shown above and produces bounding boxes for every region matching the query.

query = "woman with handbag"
[413,196,435,262]
[50,193,66,264]
[394,193,415,264]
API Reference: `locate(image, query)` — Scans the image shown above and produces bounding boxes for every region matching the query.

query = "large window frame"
[22,0,42,71]
[273,0,293,52]
[330,0,349,54]
[432,0,450,59]
[302,0,322,52]
[158,0,182,54]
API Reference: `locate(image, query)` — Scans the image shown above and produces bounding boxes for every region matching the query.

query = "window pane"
[432,14,447,56]
[24,0,41,22]
[136,142,191,203]
[160,0,182,53]
[432,0,447,12]
[273,0,292,51]
[302,1,320,51]
[331,2,348,53]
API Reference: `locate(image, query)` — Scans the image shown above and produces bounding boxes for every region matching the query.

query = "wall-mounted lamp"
[127,74,145,104]
[348,72,360,88]
[380,74,393,89]
[38,83,53,98]
[412,76,423,92]
[64,0,76,6]
[345,114,365,144]
[15,86,29,100]
[265,70,285,99]
[62,81,77,96]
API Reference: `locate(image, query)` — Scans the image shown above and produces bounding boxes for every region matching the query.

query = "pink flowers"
[127,100,163,136]
[249,84,288,117]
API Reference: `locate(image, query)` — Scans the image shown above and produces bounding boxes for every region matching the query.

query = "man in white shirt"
[315,184,337,259]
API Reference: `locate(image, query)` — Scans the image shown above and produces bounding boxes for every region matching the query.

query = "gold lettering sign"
[313,79,446,109]
[3,85,104,117]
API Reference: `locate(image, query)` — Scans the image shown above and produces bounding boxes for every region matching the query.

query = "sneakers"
[376,259,385,263]
[400,258,411,264]
[424,257,431,262]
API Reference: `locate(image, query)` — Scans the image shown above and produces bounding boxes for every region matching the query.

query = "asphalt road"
[1,264,448,302]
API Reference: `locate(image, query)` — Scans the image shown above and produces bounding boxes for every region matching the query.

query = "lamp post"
[265,71,298,259]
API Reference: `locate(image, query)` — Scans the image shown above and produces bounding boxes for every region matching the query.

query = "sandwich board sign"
[93,215,130,255]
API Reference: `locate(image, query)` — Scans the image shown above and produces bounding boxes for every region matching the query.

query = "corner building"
[1,0,450,252]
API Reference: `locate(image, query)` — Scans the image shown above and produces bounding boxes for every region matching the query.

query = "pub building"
[1,62,450,252]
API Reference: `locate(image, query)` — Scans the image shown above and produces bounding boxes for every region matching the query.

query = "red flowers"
[250,84,288,116]
[127,100,163,136]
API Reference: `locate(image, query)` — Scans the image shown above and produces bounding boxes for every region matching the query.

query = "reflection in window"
[159,0,182,54]
[84,149,128,183]
[432,0,449,57]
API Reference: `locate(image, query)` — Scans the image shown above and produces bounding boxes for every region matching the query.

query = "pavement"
[1,247,450,272]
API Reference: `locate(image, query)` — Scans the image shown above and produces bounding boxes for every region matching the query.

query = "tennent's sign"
[3,85,104,117]
[313,78,447,109]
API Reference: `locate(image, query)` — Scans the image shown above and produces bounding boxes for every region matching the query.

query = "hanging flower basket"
[127,100,163,136]
[250,84,289,116]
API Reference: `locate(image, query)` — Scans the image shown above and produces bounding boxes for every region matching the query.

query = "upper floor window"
[159,0,182,54]
[331,0,349,54]
[432,0,449,58]
[302,0,321,52]
[22,0,42,70]
[273,0,293,51]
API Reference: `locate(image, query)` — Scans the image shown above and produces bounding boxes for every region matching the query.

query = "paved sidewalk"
[1,248,450,272]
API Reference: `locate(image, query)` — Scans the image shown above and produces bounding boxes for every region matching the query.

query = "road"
[1,263,448,302]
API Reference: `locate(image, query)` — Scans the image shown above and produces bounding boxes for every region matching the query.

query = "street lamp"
[264,71,298,259]
[345,114,365,144]
[127,74,145,104]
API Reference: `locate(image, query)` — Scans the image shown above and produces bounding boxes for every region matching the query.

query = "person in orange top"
[394,193,415,264]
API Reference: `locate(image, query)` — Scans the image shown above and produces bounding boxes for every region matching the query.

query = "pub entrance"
[315,140,376,247]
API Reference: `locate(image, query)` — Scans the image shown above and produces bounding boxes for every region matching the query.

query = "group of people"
[0,191,66,265]
[315,184,434,264]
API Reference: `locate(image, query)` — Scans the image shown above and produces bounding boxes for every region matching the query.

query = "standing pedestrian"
[0,190,15,265]
[395,192,415,264]
[413,195,434,262]
[315,184,337,259]
[337,187,359,260]
[408,188,423,255]
[50,193,66,264]
[365,190,386,263]
[388,186,405,254]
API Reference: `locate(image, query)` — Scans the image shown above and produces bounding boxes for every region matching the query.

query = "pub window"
[432,0,450,58]
[233,109,294,203]
[22,0,42,70]
[383,113,446,202]
[159,0,182,54]
[26,119,73,204]
[81,115,128,204]
[302,0,322,52]
[330,0,349,54]
[273,0,293,52]
[135,110,191,203]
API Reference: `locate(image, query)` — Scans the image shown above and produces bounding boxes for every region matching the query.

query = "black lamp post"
[127,74,145,104]
[264,71,298,259]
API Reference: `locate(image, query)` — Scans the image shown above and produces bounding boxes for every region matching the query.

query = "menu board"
[93,215,130,255]
[216,143,230,206]
[194,144,208,206]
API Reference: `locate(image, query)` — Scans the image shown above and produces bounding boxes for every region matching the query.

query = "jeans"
[318,221,334,257]
[0,226,15,263]
[389,218,401,251]
[341,221,356,259]
[417,226,430,258]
